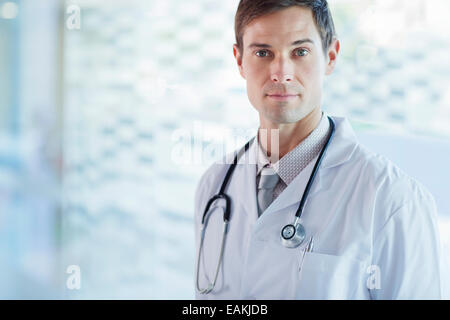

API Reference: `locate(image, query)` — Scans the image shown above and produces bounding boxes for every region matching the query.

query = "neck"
[258,107,322,162]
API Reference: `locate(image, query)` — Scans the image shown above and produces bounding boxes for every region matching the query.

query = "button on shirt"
[256,113,331,202]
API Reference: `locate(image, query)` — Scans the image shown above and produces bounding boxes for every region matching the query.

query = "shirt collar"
[256,112,331,186]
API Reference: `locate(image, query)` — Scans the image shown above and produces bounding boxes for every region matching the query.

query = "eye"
[294,48,309,57]
[255,50,271,58]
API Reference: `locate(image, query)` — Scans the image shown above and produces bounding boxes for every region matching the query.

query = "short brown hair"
[235,0,337,56]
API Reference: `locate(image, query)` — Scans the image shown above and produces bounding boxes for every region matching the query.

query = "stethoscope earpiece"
[281,222,306,248]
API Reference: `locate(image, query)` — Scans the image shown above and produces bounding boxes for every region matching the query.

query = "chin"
[263,109,302,124]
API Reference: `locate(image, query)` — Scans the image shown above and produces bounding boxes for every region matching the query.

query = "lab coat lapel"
[307,116,359,199]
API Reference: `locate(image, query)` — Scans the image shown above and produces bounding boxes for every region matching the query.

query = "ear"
[325,38,340,76]
[233,44,246,79]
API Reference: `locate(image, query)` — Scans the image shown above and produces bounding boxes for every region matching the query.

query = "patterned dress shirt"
[256,112,331,201]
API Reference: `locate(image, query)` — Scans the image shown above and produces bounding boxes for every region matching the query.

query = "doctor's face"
[233,6,339,126]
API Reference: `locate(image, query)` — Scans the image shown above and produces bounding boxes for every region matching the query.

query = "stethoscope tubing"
[294,117,336,219]
[196,116,336,294]
[196,220,228,294]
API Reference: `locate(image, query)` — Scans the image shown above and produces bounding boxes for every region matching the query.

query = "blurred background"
[0,0,449,299]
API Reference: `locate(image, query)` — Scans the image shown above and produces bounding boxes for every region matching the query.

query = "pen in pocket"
[306,236,314,253]
[298,236,313,272]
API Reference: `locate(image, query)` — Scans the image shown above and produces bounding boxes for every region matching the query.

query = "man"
[194,0,447,299]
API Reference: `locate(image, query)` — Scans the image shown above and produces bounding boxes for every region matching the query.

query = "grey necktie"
[257,165,280,216]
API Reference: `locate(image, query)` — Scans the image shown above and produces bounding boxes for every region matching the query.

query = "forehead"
[243,6,320,45]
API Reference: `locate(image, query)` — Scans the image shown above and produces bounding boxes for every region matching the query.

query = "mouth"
[266,94,299,101]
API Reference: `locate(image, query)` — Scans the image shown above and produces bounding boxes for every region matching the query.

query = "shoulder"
[194,138,255,214]
[348,142,437,228]
[193,154,235,223]
[330,117,432,205]
[195,162,227,199]
[353,143,434,204]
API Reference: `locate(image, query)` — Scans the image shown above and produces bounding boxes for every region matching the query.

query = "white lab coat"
[194,116,448,299]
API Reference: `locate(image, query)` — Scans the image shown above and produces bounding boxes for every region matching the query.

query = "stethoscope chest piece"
[281,223,306,248]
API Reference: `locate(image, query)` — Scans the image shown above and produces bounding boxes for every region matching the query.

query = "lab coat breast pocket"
[240,238,310,299]
[296,252,369,299]
[241,235,369,300]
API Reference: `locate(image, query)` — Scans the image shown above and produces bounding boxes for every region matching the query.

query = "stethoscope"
[196,116,336,294]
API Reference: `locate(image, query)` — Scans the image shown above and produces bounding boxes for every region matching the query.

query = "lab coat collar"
[320,116,359,170]
[251,116,359,219]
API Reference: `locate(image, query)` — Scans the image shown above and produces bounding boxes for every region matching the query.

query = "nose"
[271,73,293,83]
[270,56,294,83]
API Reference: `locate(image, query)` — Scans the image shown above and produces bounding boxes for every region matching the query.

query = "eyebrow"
[247,38,315,50]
